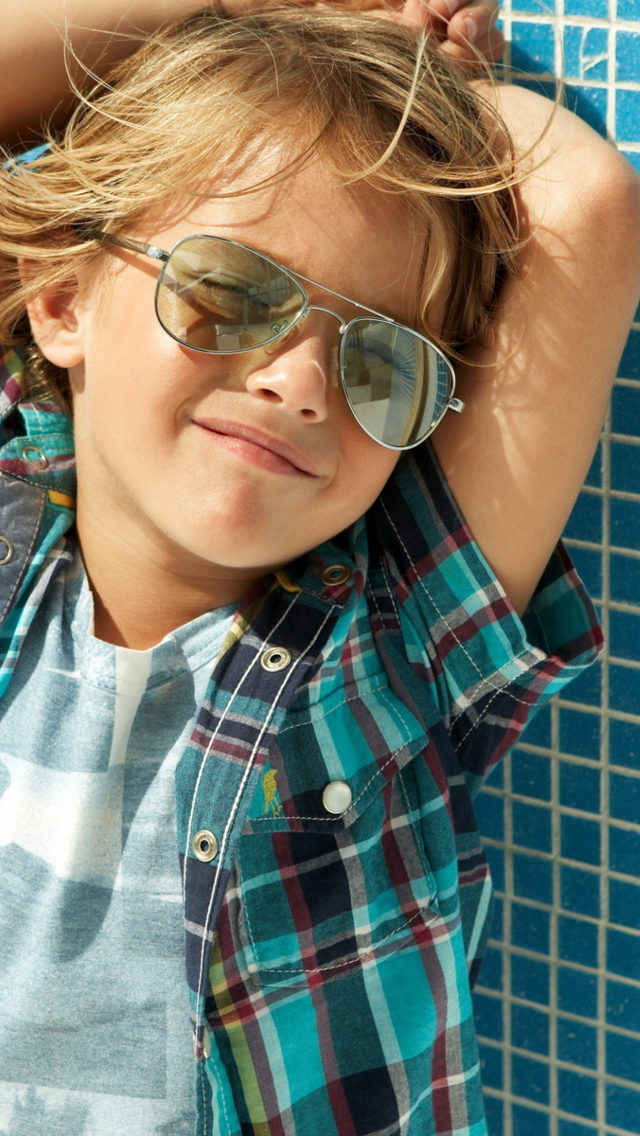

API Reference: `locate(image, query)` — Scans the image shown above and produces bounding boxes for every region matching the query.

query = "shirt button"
[321,563,351,587]
[0,536,14,565]
[260,646,292,672]
[192,830,219,862]
[322,780,353,815]
[202,1025,211,1060]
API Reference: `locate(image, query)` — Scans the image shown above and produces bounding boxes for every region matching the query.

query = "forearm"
[0,0,208,148]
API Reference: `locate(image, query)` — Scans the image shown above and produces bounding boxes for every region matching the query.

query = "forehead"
[136,154,425,323]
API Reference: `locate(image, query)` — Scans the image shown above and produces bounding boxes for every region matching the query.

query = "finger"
[440,21,505,65]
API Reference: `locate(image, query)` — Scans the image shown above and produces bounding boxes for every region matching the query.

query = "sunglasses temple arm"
[84,229,170,264]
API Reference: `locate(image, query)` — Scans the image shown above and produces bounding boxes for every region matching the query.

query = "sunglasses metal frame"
[86,229,464,450]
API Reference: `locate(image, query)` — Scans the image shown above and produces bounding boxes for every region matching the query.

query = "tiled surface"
[475,8,640,1131]
[475,6,640,1126]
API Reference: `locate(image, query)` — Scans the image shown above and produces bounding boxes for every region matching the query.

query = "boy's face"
[38,156,429,595]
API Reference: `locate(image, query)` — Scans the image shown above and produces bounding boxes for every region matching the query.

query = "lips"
[192,418,320,477]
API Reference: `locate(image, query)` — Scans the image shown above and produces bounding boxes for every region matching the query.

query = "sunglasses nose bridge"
[305,304,348,334]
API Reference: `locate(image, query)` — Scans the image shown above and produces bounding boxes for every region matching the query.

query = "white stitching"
[247,903,434,978]
[379,497,535,710]
[250,688,420,823]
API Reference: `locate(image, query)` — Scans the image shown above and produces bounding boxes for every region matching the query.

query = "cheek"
[334,430,400,523]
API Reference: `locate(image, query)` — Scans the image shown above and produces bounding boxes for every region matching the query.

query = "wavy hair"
[0,4,521,409]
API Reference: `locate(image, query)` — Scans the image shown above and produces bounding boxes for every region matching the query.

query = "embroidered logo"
[262,768,283,817]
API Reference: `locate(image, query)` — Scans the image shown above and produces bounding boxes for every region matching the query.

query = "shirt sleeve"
[372,441,603,787]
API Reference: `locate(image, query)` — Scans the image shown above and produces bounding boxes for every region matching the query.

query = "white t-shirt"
[0,551,235,1135]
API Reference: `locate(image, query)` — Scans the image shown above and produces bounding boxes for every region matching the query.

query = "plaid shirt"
[0,347,601,1136]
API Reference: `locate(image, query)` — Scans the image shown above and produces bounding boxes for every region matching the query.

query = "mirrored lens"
[156,236,306,352]
[340,319,453,449]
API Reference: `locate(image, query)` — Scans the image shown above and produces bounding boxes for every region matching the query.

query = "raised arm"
[433,84,640,614]
[0,0,502,148]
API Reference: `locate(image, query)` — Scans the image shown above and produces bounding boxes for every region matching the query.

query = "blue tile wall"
[473,5,640,1131]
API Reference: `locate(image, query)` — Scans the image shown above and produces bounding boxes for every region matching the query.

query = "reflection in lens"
[156,236,306,351]
[341,319,452,448]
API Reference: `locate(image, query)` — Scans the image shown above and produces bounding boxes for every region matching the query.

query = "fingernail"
[441,0,459,15]
[464,15,479,40]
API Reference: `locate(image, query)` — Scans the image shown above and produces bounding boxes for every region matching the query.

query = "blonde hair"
[0,4,521,409]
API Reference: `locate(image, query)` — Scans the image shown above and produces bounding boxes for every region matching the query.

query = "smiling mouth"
[192,419,319,477]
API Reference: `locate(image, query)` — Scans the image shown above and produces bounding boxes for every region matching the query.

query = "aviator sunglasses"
[87,230,464,451]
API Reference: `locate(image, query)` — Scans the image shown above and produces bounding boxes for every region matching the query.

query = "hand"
[366,0,505,65]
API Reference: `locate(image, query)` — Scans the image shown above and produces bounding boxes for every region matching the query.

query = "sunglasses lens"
[156,236,306,352]
[341,319,453,449]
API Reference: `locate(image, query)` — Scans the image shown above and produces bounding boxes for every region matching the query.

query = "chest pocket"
[233,679,443,989]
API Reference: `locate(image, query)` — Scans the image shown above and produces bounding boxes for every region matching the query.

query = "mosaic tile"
[560,865,601,918]
[559,708,601,761]
[609,877,640,932]
[608,926,640,981]
[559,761,601,813]
[512,902,551,955]
[515,851,554,905]
[474,991,504,1041]
[558,1069,598,1121]
[560,658,602,708]
[512,953,551,1004]
[618,0,640,18]
[564,491,603,544]
[512,1004,550,1055]
[479,1042,504,1090]
[610,608,640,664]
[511,22,557,73]
[564,0,608,16]
[611,497,640,553]
[512,1053,551,1103]
[557,1018,598,1069]
[609,661,640,716]
[618,330,640,382]
[512,1103,551,1135]
[558,913,599,968]
[513,800,553,853]
[611,439,640,495]
[610,552,640,605]
[481,945,505,992]
[612,385,640,439]
[475,791,505,842]
[561,814,602,865]
[564,25,609,80]
[483,1094,504,1135]
[521,706,552,748]
[606,1082,640,1131]
[607,1032,640,1084]
[610,771,640,825]
[609,718,640,772]
[617,30,640,83]
[558,966,599,1019]
[609,822,640,875]
[617,89,640,142]
[606,978,640,1028]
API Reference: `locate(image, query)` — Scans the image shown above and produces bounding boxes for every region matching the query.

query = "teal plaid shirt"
[0,348,602,1136]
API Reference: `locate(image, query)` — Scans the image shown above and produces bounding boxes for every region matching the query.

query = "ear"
[21,264,86,369]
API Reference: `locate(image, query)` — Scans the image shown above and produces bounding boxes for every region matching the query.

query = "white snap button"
[322,780,353,815]
[202,1025,211,1060]
[21,445,48,470]
[260,646,292,672]
[192,830,218,862]
[321,563,351,586]
[0,536,13,566]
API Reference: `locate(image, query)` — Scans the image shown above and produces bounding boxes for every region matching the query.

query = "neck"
[76,507,263,651]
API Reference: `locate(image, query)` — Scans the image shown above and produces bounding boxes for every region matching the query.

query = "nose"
[243,328,333,423]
